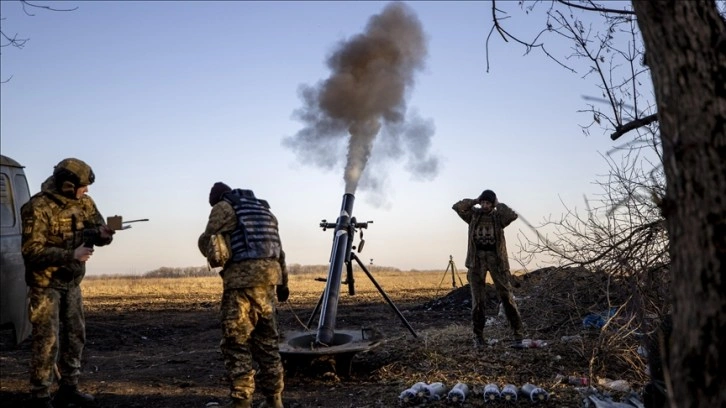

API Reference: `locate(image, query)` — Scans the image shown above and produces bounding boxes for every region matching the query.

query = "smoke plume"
[283,2,439,201]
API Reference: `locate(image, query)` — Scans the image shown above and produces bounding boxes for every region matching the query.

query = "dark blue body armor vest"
[222,189,281,262]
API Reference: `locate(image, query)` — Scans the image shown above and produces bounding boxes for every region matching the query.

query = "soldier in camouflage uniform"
[452,189,524,348]
[199,182,288,408]
[21,158,115,408]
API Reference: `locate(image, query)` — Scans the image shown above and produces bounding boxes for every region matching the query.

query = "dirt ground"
[0,267,650,408]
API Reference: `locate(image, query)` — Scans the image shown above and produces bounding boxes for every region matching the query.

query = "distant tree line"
[133,263,407,278]
[143,266,216,278]
[286,264,405,275]
[84,264,416,280]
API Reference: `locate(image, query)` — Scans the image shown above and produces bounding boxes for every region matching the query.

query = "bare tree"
[491,0,668,332]
[631,2,726,406]
[512,124,670,391]
[489,0,726,405]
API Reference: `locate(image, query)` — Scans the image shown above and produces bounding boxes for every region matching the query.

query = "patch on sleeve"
[23,218,34,234]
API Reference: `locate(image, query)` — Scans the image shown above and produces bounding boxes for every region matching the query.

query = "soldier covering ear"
[453,189,523,348]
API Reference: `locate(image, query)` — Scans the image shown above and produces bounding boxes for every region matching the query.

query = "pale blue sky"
[1,1,636,275]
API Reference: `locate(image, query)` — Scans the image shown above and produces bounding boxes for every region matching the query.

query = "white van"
[0,154,33,345]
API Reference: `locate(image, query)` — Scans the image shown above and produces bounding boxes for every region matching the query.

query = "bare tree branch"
[488,1,662,141]
[487,0,576,73]
[1,1,78,82]
[611,113,658,140]
[0,29,29,50]
[555,0,635,16]
[20,0,78,15]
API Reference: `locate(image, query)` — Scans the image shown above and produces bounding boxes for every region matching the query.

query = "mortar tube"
[316,193,354,345]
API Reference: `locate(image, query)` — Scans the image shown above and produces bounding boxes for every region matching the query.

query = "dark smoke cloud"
[283,1,439,202]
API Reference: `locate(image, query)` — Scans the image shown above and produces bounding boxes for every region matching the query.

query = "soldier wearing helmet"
[21,158,114,408]
[453,189,525,348]
[51,158,96,198]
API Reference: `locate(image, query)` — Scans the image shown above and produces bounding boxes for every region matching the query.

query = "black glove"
[276,285,290,302]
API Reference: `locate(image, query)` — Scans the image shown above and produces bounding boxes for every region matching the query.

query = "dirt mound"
[418,285,474,311]
[418,266,627,331]
[516,266,630,334]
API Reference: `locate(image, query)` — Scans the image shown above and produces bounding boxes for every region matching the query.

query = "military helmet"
[53,158,95,187]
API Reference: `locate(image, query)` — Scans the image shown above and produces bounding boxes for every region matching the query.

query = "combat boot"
[473,335,485,350]
[53,385,97,408]
[28,396,54,408]
[510,338,525,349]
[260,394,284,408]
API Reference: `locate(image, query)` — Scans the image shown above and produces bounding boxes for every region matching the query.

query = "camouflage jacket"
[452,198,518,271]
[198,199,287,289]
[21,176,111,288]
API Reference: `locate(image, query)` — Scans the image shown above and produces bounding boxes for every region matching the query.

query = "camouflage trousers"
[468,250,523,339]
[27,285,86,399]
[220,286,284,401]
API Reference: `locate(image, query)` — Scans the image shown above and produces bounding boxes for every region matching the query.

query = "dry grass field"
[1,266,649,407]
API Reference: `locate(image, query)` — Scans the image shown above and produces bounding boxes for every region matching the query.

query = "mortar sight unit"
[318,195,373,297]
